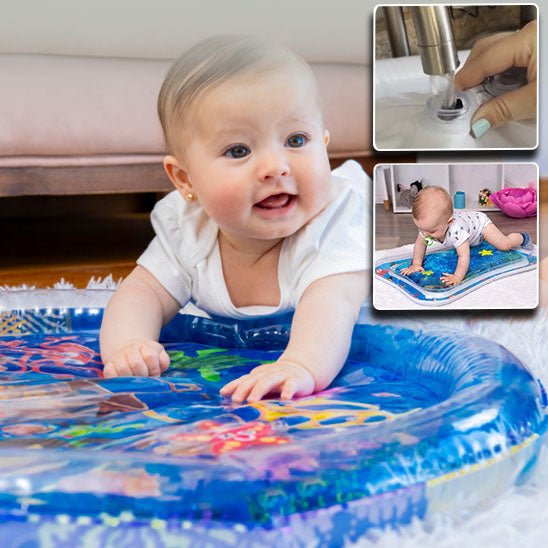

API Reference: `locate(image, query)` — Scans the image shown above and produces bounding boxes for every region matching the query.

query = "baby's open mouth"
[254,193,295,209]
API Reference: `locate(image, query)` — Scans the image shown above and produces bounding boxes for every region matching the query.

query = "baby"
[400,186,531,286]
[99,35,369,402]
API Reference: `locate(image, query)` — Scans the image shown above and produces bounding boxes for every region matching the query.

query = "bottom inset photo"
[374,162,538,309]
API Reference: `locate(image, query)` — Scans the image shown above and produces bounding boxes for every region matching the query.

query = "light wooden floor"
[375,204,541,253]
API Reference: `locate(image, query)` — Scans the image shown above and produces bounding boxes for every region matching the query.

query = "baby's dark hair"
[412,186,453,222]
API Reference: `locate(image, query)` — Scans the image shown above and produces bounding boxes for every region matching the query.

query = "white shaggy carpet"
[1,282,547,547]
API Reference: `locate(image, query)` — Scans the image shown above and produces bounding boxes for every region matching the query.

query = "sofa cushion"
[0,54,369,166]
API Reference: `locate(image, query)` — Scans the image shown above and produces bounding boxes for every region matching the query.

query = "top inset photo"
[374,4,538,151]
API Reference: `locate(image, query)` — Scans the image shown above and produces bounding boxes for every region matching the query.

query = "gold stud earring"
[185,192,196,202]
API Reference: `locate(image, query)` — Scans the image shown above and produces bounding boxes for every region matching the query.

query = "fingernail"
[471,118,491,139]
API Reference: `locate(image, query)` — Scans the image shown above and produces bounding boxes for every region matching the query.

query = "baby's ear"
[163,155,192,193]
[324,130,330,146]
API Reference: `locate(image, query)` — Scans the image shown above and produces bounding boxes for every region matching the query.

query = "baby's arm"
[400,233,427,275]
[441,241,470,286]
[220,271,367,402]
[100,265,181,377]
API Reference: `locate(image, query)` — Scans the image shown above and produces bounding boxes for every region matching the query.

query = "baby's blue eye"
[286,134,307,148]
[224,144,250,159]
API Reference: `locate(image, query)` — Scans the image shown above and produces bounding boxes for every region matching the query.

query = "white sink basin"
[374,53,537,151]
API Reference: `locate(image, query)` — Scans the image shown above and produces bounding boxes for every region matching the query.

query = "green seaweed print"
[167,348,275,382]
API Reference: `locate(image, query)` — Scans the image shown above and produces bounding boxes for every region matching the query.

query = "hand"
[454,20,537,137]
[220,359,316,403]
[440,273,463,286]
[400,264,424,276]
[103,339,170,378]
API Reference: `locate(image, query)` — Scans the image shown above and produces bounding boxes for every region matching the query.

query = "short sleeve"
[286,160,370,303]
[137,191,216,306]
[446,223,470,248]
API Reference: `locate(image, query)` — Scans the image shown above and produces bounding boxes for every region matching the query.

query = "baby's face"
[414,214,450,242]
[176,67,332,245]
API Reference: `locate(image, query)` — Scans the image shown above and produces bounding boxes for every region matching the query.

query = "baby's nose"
[257,150,290,180]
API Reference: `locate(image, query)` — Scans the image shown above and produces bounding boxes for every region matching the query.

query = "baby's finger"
[231,375,262,403]
[159,349,170,372]
[112,358,133,377]
[247,373,284,402]
[220,375,247,396]
[281,379,297,400]
[141,346,162,376]
[126,347,149,377]
[103,362,117,378]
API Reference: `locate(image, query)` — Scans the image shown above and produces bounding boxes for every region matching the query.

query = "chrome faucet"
[381,5,458,75]
[409,6,459,76]
[381,6,459,108]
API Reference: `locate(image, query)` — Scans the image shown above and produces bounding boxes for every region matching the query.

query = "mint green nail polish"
[471,118,491,139]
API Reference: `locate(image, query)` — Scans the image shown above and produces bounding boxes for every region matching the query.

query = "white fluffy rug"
[1,283,547,547]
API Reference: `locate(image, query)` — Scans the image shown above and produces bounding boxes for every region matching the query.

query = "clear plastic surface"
[0,298,545,545]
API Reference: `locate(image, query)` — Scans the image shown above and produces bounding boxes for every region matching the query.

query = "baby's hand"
[220,360,315,403]
[400,264,424,276]
[103,339,170,378]
[440,273,463,286]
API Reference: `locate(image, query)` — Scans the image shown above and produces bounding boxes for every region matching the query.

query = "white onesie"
[137,160,370,319]
[443,210,492,248]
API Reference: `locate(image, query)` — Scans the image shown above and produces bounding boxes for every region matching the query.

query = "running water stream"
[430,72,456,109]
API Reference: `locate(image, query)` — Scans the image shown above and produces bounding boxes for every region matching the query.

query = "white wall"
[504,164,538,186]
[393,164,450,190]
[376,162,538,207]
[0,0,372,63]
[449,163,500,192]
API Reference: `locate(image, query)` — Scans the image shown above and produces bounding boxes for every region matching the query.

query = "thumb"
[471,82,536,138]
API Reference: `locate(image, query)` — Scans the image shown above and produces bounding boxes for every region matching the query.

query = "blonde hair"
[412,186,453,223]
[158,35,320,158]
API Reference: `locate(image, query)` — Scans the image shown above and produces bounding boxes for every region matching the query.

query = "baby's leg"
[483,223,523,251]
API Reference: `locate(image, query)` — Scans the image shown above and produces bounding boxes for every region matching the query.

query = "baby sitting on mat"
[99,35,369,402]
[400,186,532,286]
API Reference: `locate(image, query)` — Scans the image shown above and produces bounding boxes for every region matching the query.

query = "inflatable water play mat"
[0,294,545,546]
[375,241,536,306]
